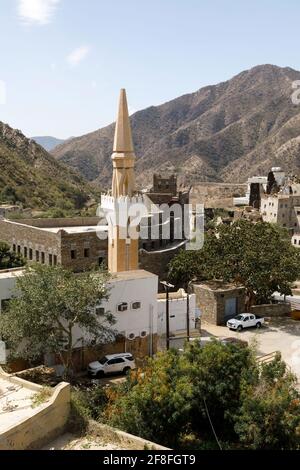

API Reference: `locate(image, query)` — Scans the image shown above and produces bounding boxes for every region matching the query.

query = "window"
[1,299,11,311]
[41,252,45,264]
[98,257,104,266]
[142,243,147,250]
[71,250,77,260]
[24,247,27,258]
[29,248,33,260]
[95,307,105,316]
[12,244,16,252]
[84,248,90,258]
[49,254,53,265]
[17,245,21,254]
[36,250,39,262]
[118,302,128,312]
[294,239,297,244]
[283,223,286,227]
[107,358,125,365]
[53,255,57,266]
[132,301,141,310]
[299,240,300,246]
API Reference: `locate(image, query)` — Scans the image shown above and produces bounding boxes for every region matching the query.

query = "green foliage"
[0,264,116,377]
[169,220,300,306]
[235,355,300,449]
[92,341,300,449]
[0,241,25,269]
[31,386,52,408]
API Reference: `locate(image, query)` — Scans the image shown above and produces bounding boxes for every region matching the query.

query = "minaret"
[112,89,136,198]
[102,89,140,273]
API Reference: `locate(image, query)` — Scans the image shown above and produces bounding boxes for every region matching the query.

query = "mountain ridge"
[0,122,93,209]
[52,64,300,187]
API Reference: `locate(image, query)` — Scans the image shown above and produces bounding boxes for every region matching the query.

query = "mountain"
[32,136,66,151]
[0,122,93,209]
[53,65,300,187]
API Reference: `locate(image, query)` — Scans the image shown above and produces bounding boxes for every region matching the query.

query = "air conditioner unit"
[127,332,136,341]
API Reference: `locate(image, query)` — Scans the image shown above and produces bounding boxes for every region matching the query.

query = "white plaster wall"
[73,274,158,343]
[0,275,18,312]
[157,294,196,334]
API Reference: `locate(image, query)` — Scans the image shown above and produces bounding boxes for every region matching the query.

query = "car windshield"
[234,315,244,321]
[99,356,108,365]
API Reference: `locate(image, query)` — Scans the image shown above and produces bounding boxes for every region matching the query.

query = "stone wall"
[139,242,185,286]
[192,282,246,325]
[0,368,70,450]
[250,303,291,317]
[13,217,101,228]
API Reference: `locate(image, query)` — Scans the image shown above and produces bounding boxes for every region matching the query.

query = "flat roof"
[0,268,25,279]
[39,225,108,234]
[193,280,244,291]
[110,270,158,282]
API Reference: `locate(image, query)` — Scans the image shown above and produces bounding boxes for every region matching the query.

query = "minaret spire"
[111,89,136,198]
[113,88,134,153]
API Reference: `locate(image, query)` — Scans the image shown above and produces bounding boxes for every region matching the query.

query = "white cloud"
[67,46,90,66]
[17,0,61,25]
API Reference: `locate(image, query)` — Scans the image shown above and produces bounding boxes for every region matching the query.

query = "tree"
[169,220,300,309]
[235,354,300,449]
[98,342,300,450]
[0,264,115,377]
[0,241,24,269]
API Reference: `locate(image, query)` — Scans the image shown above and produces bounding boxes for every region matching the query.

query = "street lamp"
[160,281,175,350]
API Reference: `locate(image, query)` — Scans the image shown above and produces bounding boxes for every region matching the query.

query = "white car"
[87,353,136,378]
[227,313,264,332]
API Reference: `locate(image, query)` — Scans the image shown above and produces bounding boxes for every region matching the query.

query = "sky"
[1,0,300,139]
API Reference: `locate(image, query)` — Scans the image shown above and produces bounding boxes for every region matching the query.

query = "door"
[224,297,237,321]
[107,358,125,374]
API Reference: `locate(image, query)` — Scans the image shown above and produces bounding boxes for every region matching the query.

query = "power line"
[203,398,223,451]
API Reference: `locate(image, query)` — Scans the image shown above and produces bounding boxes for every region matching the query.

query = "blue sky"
[0,0,300,138]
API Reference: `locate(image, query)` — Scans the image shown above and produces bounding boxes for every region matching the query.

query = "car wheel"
[96,370,104,378]
[237,325,243,332]
[123,367,131,375]
[256,322,262,329]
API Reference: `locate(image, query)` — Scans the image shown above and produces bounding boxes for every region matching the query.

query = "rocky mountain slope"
[32,136,66,152]
[0,122,93,209]
[53,65,300,187]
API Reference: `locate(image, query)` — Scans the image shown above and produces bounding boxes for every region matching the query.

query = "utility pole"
[160,281,174,350]
[186,282,190,342]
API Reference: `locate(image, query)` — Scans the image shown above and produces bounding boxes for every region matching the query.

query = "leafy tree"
[98,342,300,450]
[0,264,115,377]
[0,241,24,269]
[235,354,300,449]
[169,220,300,309]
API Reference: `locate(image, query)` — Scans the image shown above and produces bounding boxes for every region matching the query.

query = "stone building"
[0,216,107,272]
[192,281,246,325]
[260,184,300,233]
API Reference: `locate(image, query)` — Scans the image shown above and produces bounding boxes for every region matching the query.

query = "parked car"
[87,353,136,378]
[227,313,264,331]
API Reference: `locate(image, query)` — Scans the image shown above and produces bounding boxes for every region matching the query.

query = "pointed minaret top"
[113,88,134,154]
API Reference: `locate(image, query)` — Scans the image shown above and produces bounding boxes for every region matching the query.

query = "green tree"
[169,220,300,309]
[99,342,300,450]
[235,354,300,449]
[0,241,24,269]
[0,264,115,377]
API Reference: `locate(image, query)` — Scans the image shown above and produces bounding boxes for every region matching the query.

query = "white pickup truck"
[227,313,264,331]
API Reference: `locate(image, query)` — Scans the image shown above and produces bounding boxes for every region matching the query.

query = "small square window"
[95,307,105,316]
[132,301,141,310]
[118,302,128,312]
[84,248,90,258]
[71,250,77,260]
